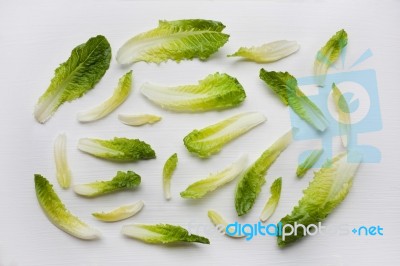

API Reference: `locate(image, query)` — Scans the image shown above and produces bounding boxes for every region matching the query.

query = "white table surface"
[1,0,399,265]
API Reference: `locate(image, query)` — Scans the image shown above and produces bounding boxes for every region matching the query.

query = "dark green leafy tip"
[163,153,178,180]
[296,149,324,178]
[159,19,226,32]
[34,35,112,123]
[316,29,348,66]
[140,224,210,244]
[270,177,282,195]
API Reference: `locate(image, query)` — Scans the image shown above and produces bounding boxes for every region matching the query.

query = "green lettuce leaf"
[118,113,162,126]
[34,174,100,240]
[278,151,362,247]
[163,153,178,200]
[121,224,210,244]
[228,40,300,63]
[184,112,266,158]
[34,35,111,123]
[77,71,132,122]
[235,130,292,216]
[116,19,229,64]
[78,137,156,162]
[259,69,328,132]
[207,210,245,238]
[314,29,348,86]
[140,72,246,112]
[296,149,324,178]
[74,171,141,197]
[92,200,144,222]
[332,83,351,147]
[260,177,282,222]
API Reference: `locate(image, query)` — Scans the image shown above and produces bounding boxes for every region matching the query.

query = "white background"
[1,0,399,265]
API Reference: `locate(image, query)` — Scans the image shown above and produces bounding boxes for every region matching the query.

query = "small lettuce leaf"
[77,71,132,122]
[228,40,300,63]
[140,73,246,112]
[118,113,161,126]
[259,177,282,222]
[235,130,292,216]
[121,224,210,244]
[34,174,100,240]
[296,149,324,178]
[163,153,178,200]
[208,210,245,238]
[78,137,156,162]
[180,155,248,199]
[259,69,328,132]
[332,83,351,147]
[278,151,362,247]
[184,112,266,158]
[116,19,229,65]
[92,200,144,222]
[54,133,72,189]
[314,29,348,86]
[74,171,141,197]
[34,35,111,123]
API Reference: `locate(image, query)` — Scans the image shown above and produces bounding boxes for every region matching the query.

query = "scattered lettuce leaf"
[118,113,161,126]
[208,210,245,238]
[54,133,72,189]
[34,174,100,240]
[235,130,292,216]
[116,19,229,65]
[34,35,111,123]
[77,71,132,122]
[278,151,362,247]
[332,83,351,147]
[259,177,282,222]
[184,112,266,158]
[181,155,248,199]
[228,40,300,63]
[259,69,328,132]
[78,137,156,162]
[74,171,141,197]
[140,72,246,112]
[163,153,178,200]
[314,29,348,86]
[121,223,210,244]
[296,149,324,178]
[92,200,144,222]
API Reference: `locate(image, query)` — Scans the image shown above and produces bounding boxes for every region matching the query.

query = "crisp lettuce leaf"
[54,133,72,189]
[332,83,351,147]
[228,40,300,63]
[235,130,292,216]
[34,174,100,240]
[278,151,362,247]
[74,171,141,197]
[296,149,324,178]
[118,113,161,126]
[259,177,282,222]
[208,210,245,238]
[180,155,247,199]
[92,200,144,222]
[140,72,246,112]
[78,137,156,162]
[121,224,210,244]
[116,19,229,65]
[77,71,132,122]
[314,29,348,86]
[184,112,266,158]
[163,153,178,200]
[34,35,111,123]
[259,69,328,132]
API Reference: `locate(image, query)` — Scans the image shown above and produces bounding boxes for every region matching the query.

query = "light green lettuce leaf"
[184,112,266,158]
[34,174,100,240]
[260,177,282,222]
[296,149,324,178]
[332,83,351,147]
[77,71,132,122]
[163,153,178,200]
[278,151,362,247]
[235,130,292,216]
[314,29,348,86]
[140,72,246,112]
[34,35,111,123]
[116,19,229,64]
[118,113,161,126]
[92,200,144,222]
[228,40,300,63]
[259,69,328,132]
[54,133,72,189]
[121,224,210,244]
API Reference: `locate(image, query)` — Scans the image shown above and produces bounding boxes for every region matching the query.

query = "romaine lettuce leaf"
[163,153,178,200]
[259,177,282,222]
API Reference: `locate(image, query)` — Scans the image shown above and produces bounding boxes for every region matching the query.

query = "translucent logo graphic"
[291,49,382,164]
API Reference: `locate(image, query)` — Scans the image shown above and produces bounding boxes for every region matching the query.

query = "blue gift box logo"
[291,49,382,165]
